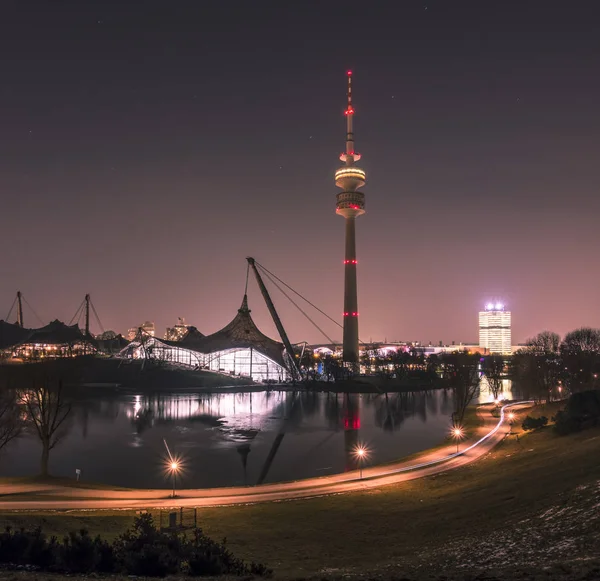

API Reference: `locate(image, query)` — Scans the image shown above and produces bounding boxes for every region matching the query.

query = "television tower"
[335,70,366,367]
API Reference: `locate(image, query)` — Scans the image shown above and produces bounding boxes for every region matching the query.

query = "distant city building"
[127,321,155,341]
[479,303,511,355]
[165,317,189,341]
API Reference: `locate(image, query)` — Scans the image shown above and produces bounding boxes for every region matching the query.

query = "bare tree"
[511,350,562,404]
[481,355,506,400]
[560,328,600,354]
[560,328,600,392]
[0,389,22,453]
[526,331,561,354]
[19,380,72,476]
[442,352,481,425]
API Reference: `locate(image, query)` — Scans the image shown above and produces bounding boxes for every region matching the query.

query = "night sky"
[2,1,600,345]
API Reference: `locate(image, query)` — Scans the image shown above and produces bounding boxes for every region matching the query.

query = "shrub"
[27,528,58,569]
[187,529,248,577]
[60,529,113,573]
[553,409,581,435]
[94,535,116,573]
[113,513,180,577]
[0,527,31,564]
[521,415,548,431]
[554,390,600,435]
[0,527,58,569]
[0,513,270,577]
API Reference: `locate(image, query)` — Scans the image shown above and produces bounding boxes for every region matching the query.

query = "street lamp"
[354,445,368,479]
[169,461,180,498]
[452,426,464,454]
[508,412,515,424]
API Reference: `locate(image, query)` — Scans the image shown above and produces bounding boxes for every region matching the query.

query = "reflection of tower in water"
[237,444,251,486]
[343,394,360,471]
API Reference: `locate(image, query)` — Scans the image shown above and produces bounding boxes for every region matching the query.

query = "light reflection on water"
[0,385,512,489]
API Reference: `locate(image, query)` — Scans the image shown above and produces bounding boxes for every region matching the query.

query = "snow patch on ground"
[419,479,600,571]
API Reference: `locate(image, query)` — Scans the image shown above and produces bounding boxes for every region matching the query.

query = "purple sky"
[1,1,599,345]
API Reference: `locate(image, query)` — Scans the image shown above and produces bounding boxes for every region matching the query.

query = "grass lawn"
[0,403,598,578]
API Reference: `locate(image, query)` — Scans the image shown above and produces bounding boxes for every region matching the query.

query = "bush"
[187,529,248,577]
[0,527,31,564]
[0,527,58,569]
[0,514,270,577]
[554,390,600,435]
[553,409,581,435]
[522,415,548,431]
[94,535,117,573]
[60,529,115,573]
[113,513,181,577]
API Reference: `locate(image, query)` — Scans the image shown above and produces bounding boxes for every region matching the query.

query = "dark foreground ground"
[0,404,599,580]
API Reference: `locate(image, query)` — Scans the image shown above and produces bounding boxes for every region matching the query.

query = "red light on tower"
[347,70,352,76]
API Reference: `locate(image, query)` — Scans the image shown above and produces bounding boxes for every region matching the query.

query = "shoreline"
[0,402,529,509]
[1,358,446,394]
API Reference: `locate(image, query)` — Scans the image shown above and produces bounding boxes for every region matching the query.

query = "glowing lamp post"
[169,461,179,498]
[354,445,368,479]
[164,439,181,499]
[452,427,464,454]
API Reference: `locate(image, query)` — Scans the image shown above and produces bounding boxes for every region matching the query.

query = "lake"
[0,385,509,488]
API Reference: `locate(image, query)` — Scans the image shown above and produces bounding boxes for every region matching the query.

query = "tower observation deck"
[335,71,366,366]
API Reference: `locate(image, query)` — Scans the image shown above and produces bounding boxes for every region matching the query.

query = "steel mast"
[246,257,301,380]
[16,291,23,328]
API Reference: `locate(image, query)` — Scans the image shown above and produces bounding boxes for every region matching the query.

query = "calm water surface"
[0,386,510,488]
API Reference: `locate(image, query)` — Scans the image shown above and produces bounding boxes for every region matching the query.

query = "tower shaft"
[343,217,359,362]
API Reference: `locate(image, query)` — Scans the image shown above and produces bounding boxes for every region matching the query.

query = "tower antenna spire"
[345,70,355,159]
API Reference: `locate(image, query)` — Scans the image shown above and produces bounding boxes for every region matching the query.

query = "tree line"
[511,327,600,403]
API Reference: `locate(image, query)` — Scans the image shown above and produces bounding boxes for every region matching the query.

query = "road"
[0,402,531,510]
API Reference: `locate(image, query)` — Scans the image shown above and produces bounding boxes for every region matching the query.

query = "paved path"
[0,402,531,510]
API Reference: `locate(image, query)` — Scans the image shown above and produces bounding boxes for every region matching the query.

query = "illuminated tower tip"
[334,71,367,367]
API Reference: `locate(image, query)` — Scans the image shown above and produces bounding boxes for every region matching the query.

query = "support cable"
[244,262,250,295]
[90,301,105,334]
[69,299,86,326]
[254,261,342,329]
[255,261,367,346]
[259,268,337,345]
[5,296,17,322]
[22,296,45,327]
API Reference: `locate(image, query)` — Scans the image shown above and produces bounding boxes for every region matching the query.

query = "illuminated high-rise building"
[127,321,156,341]
[165,317,189,341]
[479,304,511,355]
[335,71,366,366]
